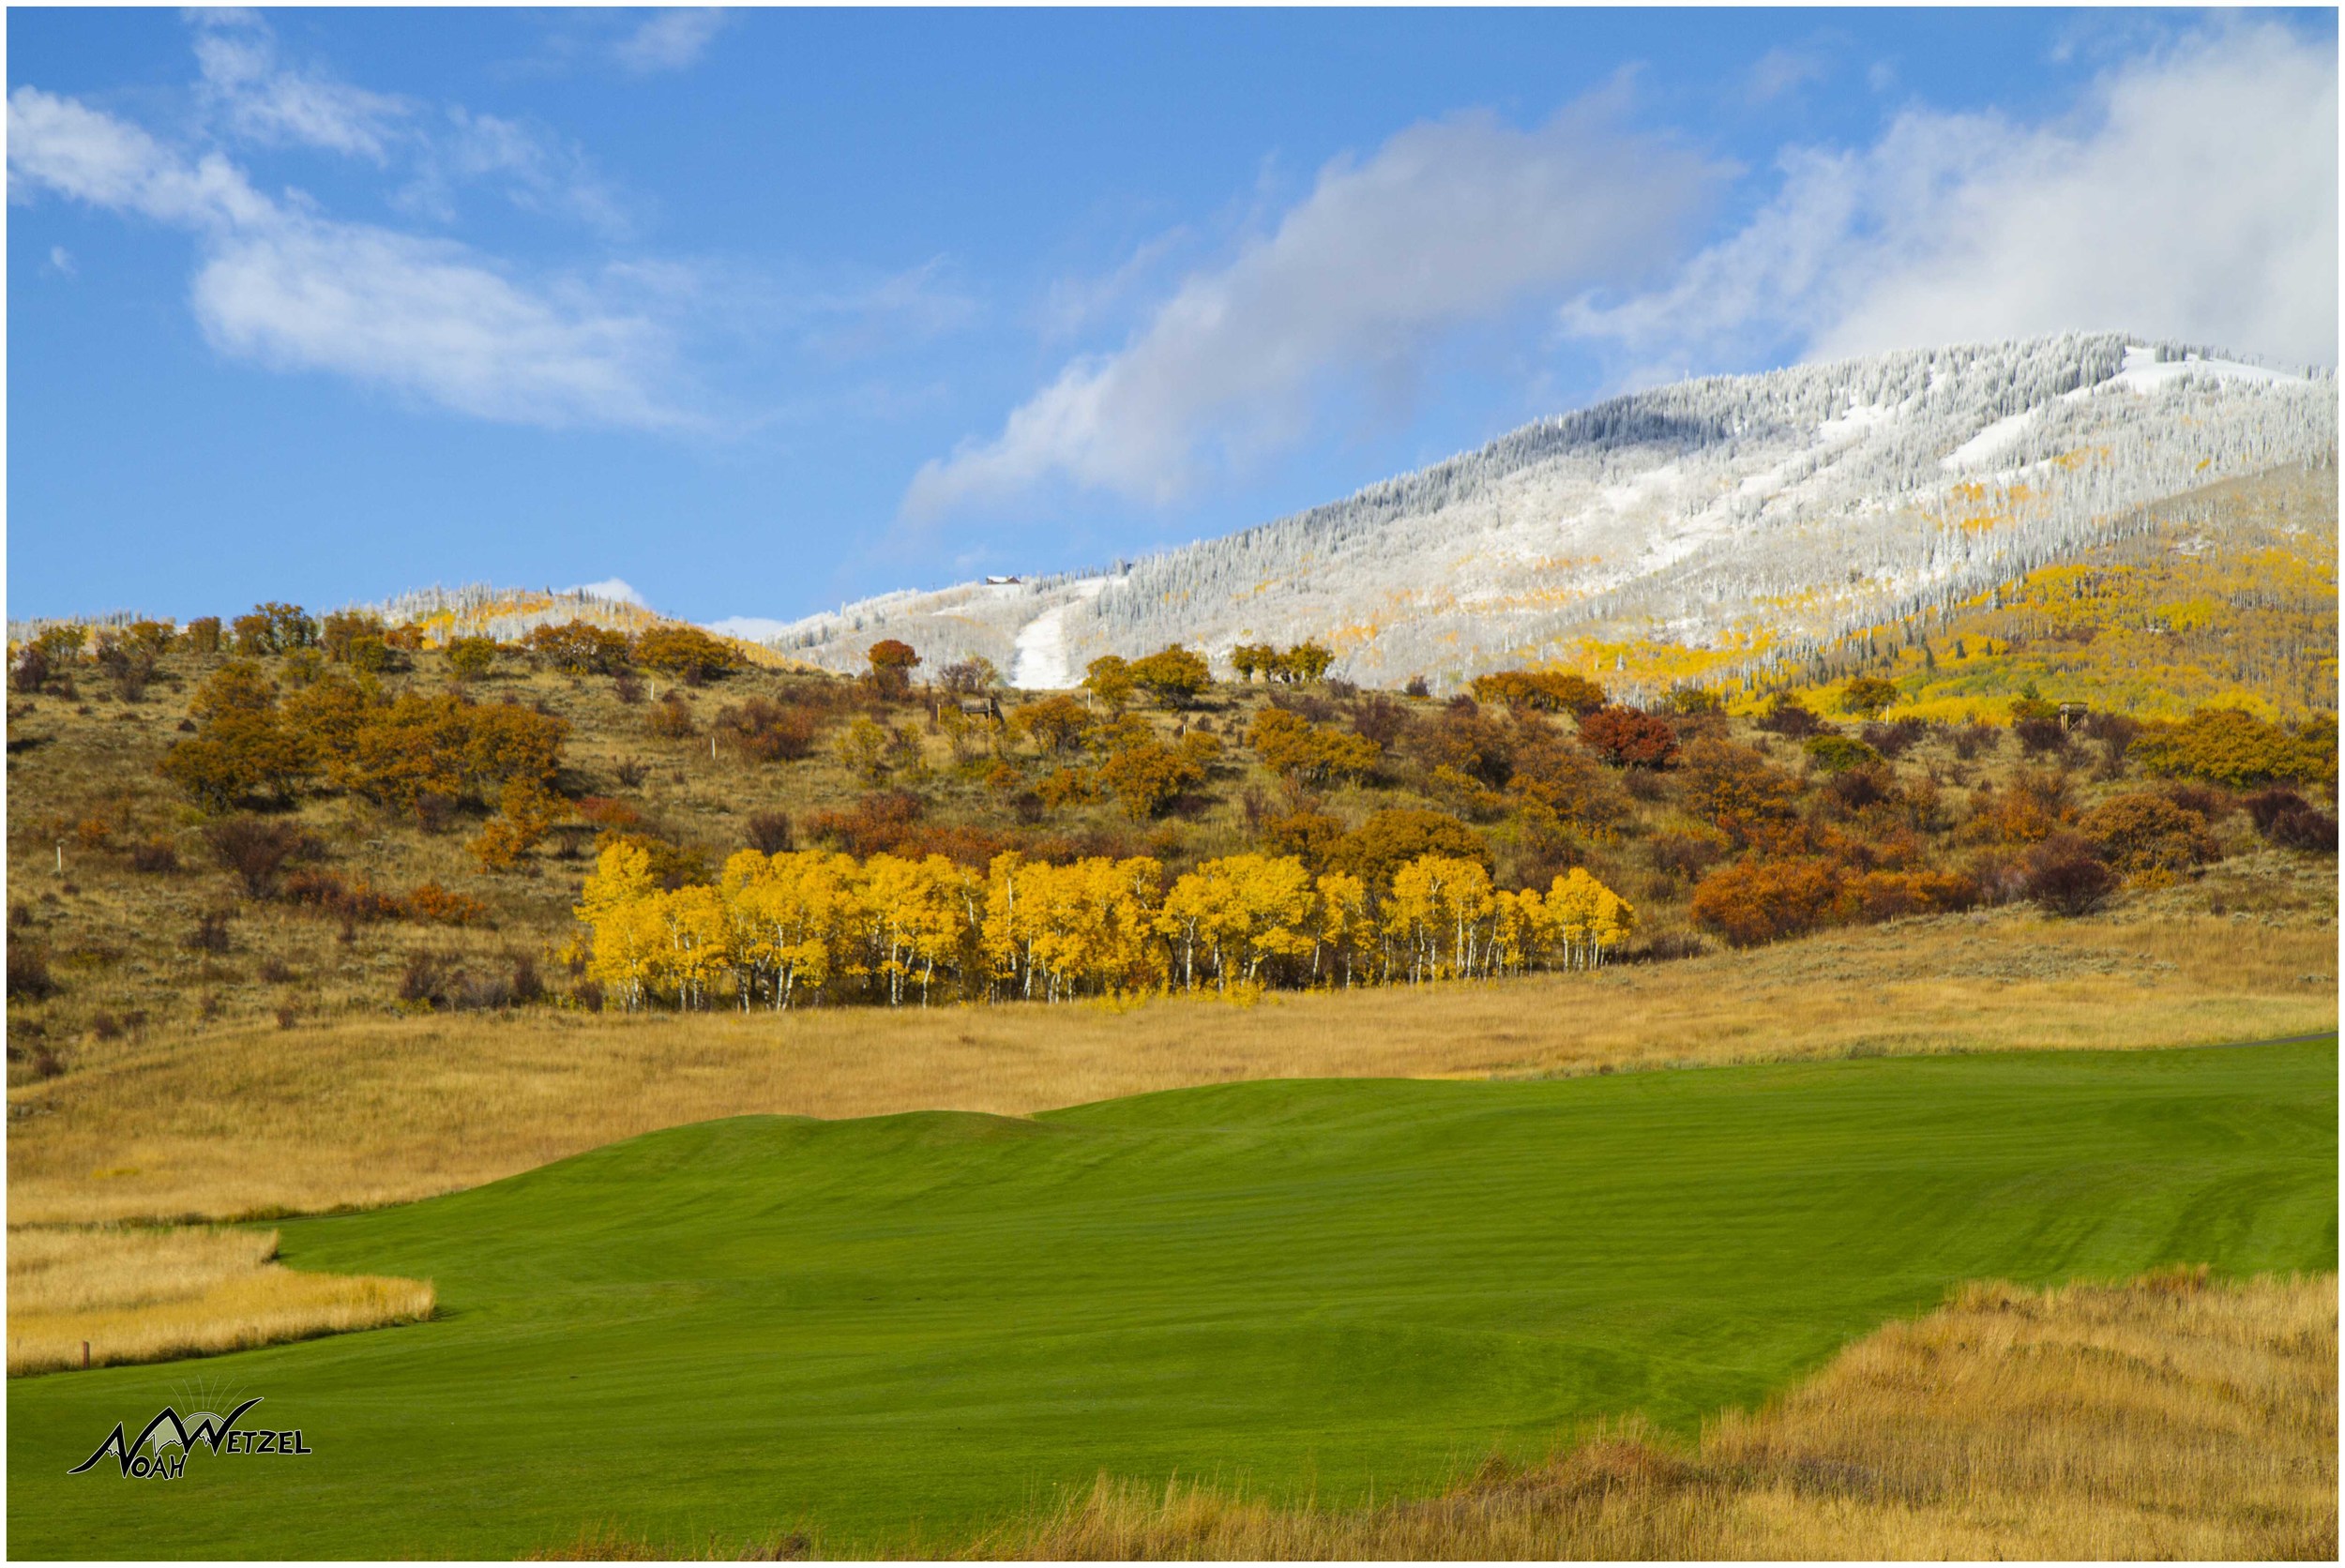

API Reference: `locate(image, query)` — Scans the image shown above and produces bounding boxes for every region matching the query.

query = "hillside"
[7,596,2336,1083]
[1759,462,2337,720]
[760,336,2336,693]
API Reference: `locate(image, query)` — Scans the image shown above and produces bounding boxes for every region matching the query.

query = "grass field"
[8,1037,2332,1559]
[11,906,2334,1226]
[955,1270,2337,1560]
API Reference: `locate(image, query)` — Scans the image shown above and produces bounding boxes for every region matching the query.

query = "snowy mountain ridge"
[755,334,2336,692]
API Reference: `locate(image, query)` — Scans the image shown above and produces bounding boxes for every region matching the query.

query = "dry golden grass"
[8,1224,433,1376]
[10,908,2332,1227]
[950,1269,2337,1561]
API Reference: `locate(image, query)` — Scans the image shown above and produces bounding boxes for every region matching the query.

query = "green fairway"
[9,1039,2336,1559]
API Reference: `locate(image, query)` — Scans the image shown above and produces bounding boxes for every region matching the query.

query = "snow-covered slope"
[758,335,2336,690]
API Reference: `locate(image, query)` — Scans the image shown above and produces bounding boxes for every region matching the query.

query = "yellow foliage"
[1749,467,2337,721]
[572,842,1636,1010]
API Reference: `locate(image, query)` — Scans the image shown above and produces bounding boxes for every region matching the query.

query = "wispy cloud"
[1037,228,1191,343]
[190,10,411,160]
[1566,23,2337,378]
[190,10,630,236]
[905,96,1717,519]
[8,84,690,429]
[396,106,634,238]
[795,257,978,359]
[190,226,682,429]
[611,9,730,75]
[1747,45,1833,106]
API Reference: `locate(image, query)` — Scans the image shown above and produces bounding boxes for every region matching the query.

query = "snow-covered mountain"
[756,334,2337,691]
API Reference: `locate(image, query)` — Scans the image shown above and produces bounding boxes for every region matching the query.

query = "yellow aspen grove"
[982,852,1045,1001]
[720,849,865,1010]
[1046,856,1166,1000]
[658,884,734,1011]
[1158,858,1234,989]
[576,841,663,1010]
[1590,882,1638,965]
[573,846,1636,1008]
[1311,871,1372,988]
[1546,867,1638,968]
[1383,856,1443,982]
[1444,857,1497,977]
[1225,854,1317,984]
[861,854,929,1006]
[1018,860,1093,1003]
[1158,854,1314,991]
[897,854,981,1005]
[1550,867,1599,969]
[1492,886,1545,976]
[1384,853,1494,981]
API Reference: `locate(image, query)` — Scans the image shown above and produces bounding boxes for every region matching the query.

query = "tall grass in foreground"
[8,1226,433,1376]
[940,1270,2336,1561]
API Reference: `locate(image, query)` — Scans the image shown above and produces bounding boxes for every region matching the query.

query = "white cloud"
[192,227,681,428]
[1037,228,1191,343]
[8,85,273,229]
[612,10,729,75]
[905,100,1715,518]
[190,10,411,161]
[794,257,978,359]
[397,107,633,237]
[48,245,74,275]
[703,614,788,641]
[566,578,647,605]
[185,11,628,237]
[1747,46,1832,105]
[1566,23,2337,377]
[8,85,690,429]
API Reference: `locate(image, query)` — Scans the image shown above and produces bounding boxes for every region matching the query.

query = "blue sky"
[8,8,2336,626]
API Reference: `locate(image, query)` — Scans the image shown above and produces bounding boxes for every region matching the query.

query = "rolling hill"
[8,1039,2334,1557]
[752,335,2336,694]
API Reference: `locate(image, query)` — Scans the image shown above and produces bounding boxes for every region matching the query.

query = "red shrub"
[1577,706,1678,769]
[805,792,926,857]
[2020,834,2118,916]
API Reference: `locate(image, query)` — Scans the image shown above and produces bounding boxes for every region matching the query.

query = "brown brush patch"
[8,1225,433,1375]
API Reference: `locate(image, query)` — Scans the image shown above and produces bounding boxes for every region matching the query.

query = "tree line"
[574,842,1637,1011]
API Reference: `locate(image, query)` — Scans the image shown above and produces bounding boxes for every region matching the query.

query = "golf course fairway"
[9,1038,2336,1558]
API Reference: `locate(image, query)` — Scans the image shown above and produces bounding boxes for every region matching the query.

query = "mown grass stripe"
[8,1039,2334,1559]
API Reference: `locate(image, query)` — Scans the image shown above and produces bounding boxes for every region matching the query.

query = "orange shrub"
[406,882,488,927]
[1965,769,2074,846]
[573,795,643,830]
[1679,738,1802,847]
[1470,670,1608,716]
[1853,868,1978,922]
[805,792,927,857]
[2081,792,2218,875]
[1690,857,1851,947]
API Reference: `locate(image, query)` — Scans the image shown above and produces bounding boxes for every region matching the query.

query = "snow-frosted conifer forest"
[760,334,2337,691]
